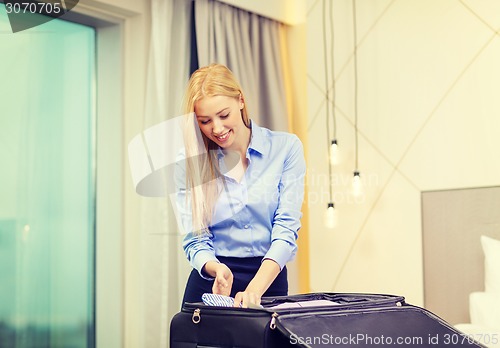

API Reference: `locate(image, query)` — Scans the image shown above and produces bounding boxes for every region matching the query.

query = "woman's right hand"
[211,263,233,296]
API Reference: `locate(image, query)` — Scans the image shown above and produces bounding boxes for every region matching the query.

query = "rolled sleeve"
[175,150,219,280]
[182,231,219,280]
[264,135,305,269]
[264,239,297,270]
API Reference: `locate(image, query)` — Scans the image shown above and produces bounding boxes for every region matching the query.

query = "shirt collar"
[247,120,269,156]
[215,120,268,159]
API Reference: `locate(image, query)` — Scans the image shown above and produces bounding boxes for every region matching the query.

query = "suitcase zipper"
[269,312,278,330]
[185,304,272,320]
[184,303,269,315]
[190,307,269,323]
[192,308,201,324]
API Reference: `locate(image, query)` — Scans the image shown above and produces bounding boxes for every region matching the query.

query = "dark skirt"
[182,256,288,305]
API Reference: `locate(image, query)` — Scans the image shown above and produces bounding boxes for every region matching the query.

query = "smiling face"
[194,95,251,153]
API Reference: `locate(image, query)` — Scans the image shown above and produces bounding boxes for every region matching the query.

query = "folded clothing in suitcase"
[170,292,484,347]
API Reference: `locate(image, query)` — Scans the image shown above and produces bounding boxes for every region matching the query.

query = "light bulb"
[324,202,337,229]
[352,170,362,197]
[330,139,340,165]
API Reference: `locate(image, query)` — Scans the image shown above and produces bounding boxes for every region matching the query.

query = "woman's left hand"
[212,263,233,297]
[233,259,280,308]
[233,290,261,308]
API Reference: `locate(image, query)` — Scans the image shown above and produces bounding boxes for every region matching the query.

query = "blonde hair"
[182,63,250,235]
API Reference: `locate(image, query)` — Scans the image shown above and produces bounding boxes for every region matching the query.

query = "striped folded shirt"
[201,293,237,307]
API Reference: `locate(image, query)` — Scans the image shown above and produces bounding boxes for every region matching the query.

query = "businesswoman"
[176,63,306,308]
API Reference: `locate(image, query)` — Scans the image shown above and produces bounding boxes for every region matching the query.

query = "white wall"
[306,0,500,306]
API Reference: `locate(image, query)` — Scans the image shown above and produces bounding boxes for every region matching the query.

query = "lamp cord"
[330,0,337,141]
[353,0,359,172]
[323,0,333,202]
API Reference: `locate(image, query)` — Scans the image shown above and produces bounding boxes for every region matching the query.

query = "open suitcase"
[170,292,484,347]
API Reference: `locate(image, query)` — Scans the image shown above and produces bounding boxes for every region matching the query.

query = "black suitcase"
[170,292,484,347]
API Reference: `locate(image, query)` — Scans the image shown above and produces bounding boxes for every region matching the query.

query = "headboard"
[422,186,500,325]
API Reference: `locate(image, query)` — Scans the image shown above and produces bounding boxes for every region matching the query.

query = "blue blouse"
[176,121,306,279]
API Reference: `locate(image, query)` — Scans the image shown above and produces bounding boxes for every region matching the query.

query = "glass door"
[0,5,96,348]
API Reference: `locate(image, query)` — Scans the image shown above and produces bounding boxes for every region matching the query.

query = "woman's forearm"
[202,260,221,278]
[245,258,281,297]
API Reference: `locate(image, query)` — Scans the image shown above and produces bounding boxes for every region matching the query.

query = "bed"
[422,187,500,347]
[454,236,500,347]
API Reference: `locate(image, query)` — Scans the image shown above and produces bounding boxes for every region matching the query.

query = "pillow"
[481,235,500,293]
[469,291,500,330]
[454,323,500,348]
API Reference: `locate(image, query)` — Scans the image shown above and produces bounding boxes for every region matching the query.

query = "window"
[0,5,96,347]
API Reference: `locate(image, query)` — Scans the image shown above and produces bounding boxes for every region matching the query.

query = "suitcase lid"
[273,305,485,348]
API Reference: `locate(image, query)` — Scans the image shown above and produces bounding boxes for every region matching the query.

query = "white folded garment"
[266,299,340,310]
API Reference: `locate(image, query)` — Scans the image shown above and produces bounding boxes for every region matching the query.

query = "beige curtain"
[194,0,289,132]
[279,23,310,294]
[137,0,193,346]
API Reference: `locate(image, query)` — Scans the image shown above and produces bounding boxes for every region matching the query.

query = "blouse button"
[244,225,249,229]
